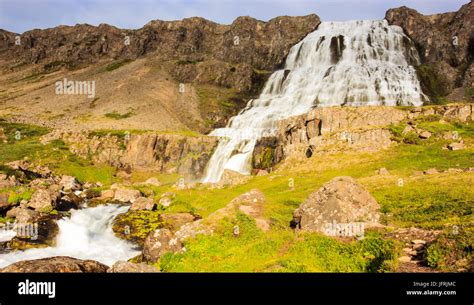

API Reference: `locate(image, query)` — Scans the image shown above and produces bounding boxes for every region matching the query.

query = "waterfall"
[0,204,140,268]
[202,20,426,183]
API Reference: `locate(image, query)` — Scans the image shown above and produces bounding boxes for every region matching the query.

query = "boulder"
[113,188,141,203]
[130,197,156,211]
[6,207,40,223]
[144,177,161,187]
[59,175,80,191]
[0,256,109,273]
[57,192,83,211]
[99,189,115,200]
[107,261,159,273]
[418,130,432,139]
[143,228,183,262]
[27,189,58,212]
[292,176,380,233]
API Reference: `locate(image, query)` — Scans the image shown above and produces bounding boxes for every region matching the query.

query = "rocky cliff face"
[386,2,474,102]
[0,15,320,94]
[252,104,473,170]
[47,131,218,178]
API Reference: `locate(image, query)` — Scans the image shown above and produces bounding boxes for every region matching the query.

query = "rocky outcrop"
[386,2,474,102]
[254,104,473,168]
[120,133,218,178]
[0,256,109,273]
[0,15,320,95]
[292,176,380,233]
[53,130,218,178]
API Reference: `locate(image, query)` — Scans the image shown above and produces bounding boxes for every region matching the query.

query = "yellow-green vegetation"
[104,111,134,120]
[0,121,117,186]
[195,84,249,129]
[112,210,163,244]
[104,59,134,72]
[159,213,398,272]
[0,113,472,272]
[149,116,473,272]
[425,227,473,272]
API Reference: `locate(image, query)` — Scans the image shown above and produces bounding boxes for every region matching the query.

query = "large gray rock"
[0,256,108,273]
[292,176,380,233]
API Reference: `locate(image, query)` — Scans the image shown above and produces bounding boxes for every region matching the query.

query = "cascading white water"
[202,20,426,183]
[0,204,140,268]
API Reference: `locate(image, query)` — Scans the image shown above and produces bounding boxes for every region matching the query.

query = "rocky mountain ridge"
[386,1,474,102]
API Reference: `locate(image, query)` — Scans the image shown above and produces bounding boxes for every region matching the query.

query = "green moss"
[104,59,133,72]
[104,111,134,120]
[160,214,398,272]
[112,210,164,244]
[7,188,33,204]
[415,64,450,104]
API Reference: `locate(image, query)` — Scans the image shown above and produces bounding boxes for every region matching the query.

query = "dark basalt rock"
[386,2,474,102]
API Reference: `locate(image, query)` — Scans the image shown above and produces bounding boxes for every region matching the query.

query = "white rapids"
[202,20,426,183]
[0,204,140,268]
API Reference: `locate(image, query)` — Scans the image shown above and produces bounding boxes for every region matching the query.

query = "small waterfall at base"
[202,20,426,183]
[0,204,140,268]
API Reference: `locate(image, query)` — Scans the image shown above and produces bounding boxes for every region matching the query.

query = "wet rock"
[292,176,380,233]
[107,261,159,273]
[0,256,109,273]
[130,197,156,211]
[57,192,83,211]
[113,188,141,203]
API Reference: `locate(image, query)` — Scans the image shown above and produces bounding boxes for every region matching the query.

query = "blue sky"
[0,0,469,33]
